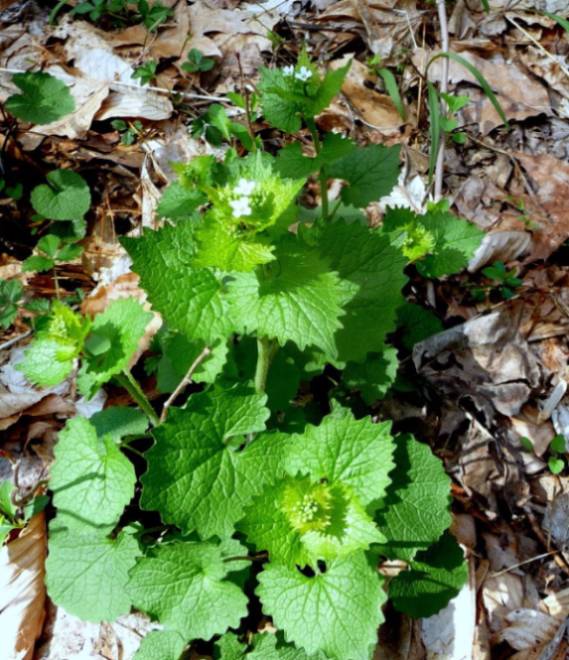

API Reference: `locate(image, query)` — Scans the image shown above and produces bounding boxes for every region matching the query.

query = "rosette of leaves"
[193,153,305,272]
[18,301,90,386]
[259,50,351,133]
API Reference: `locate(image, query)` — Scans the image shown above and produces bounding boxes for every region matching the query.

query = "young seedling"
[182,48,216,74]
[0,279,24,329]
[111,119,145,145]
[471,261,522,302]
[132,60,157,86]
[548,434,567,475]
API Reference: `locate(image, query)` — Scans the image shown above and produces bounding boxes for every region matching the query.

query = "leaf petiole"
[254,336,277,394]
[117,370,159,427]
[306,117,329,221]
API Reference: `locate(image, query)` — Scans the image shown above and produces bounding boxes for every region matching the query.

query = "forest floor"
[1,0,569,658]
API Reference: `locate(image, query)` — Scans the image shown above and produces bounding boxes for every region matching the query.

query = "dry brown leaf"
[0,513,47,660]
[329,56,403,132]
[515,152,569,261]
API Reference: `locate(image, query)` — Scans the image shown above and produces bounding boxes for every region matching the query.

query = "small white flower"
[234,178,256,197]
[294,66,312,82]
[230,196,252,217]
[282,65,294,77]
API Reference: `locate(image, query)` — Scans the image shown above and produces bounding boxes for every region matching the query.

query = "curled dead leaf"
[0,513,47,660]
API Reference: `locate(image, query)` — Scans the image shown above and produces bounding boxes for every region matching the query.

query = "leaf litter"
[2,0,569,657]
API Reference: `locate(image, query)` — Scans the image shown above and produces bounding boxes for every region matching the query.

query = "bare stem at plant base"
[306,117,329,221]
[118,370,160,427]
[160,346,212,423]
[434,0,450,201]
[254,337,277,394]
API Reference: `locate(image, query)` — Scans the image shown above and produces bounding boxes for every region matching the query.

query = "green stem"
[306,118,329,221]
[254,337,277,394]
[118,371,159,427]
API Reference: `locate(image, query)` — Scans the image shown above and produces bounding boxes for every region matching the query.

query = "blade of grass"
[545,12,569,34]
[481,0,489,12]
[428,51,509,129]
[427,81,441,185]
[378,67,406,120]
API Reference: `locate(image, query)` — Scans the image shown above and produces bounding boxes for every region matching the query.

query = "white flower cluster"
[283,65,313,82]
[229,178,256,218]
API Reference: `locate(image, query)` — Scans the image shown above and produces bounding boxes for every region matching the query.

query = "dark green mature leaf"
[375,434,451,561]
[122,221,234,344]
[257,552,385,660]
[90,406,148,443]
[259,56,350,133]
[140,389,289,538]
[5,72,75,123]
[276,133,356,178]
[319,220,407,362]
[156,182,205,220]
[228,235,351,358]
[46,525,139,621]
[327,144,400,207]
[31,169,91,221]
[128,540,248,640]
[389,532,468,618]
[343,346,398,403]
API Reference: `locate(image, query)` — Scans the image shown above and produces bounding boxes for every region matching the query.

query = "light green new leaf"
[239,476,382,567]
[5,72,75,124]
[319,219,407,362]
[90,406,148,443]
[134,630,186,660]
[157,181,205,220]
[374,434,451,561]
[50,417,136,529]
[122,221,234,343]
[141,389,288,538]
[382,204,483,278]
[46,526,139,622]
[17,301,89,387]
[228,235,351,358]
[389,532,468,618]
[18,338,77,387]
[327,144,400,207]
[0,480,16,519]
[128,541,248,640]
[286,409,395,506]
[31,169,91,221]
[194,154,305,272]
[257,552,386,660]
[77,298,152,398]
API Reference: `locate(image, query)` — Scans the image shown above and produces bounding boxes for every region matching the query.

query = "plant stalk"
[306,117,329,221]
[119,371,159,427]
[254,337,276,394]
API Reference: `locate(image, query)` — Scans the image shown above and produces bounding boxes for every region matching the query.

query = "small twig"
[490,550,560,578]
[507,15,569,81]
[0,67,231,104]
[0,330,32,352]
[160,346,211,423]
[434,0,450,201]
